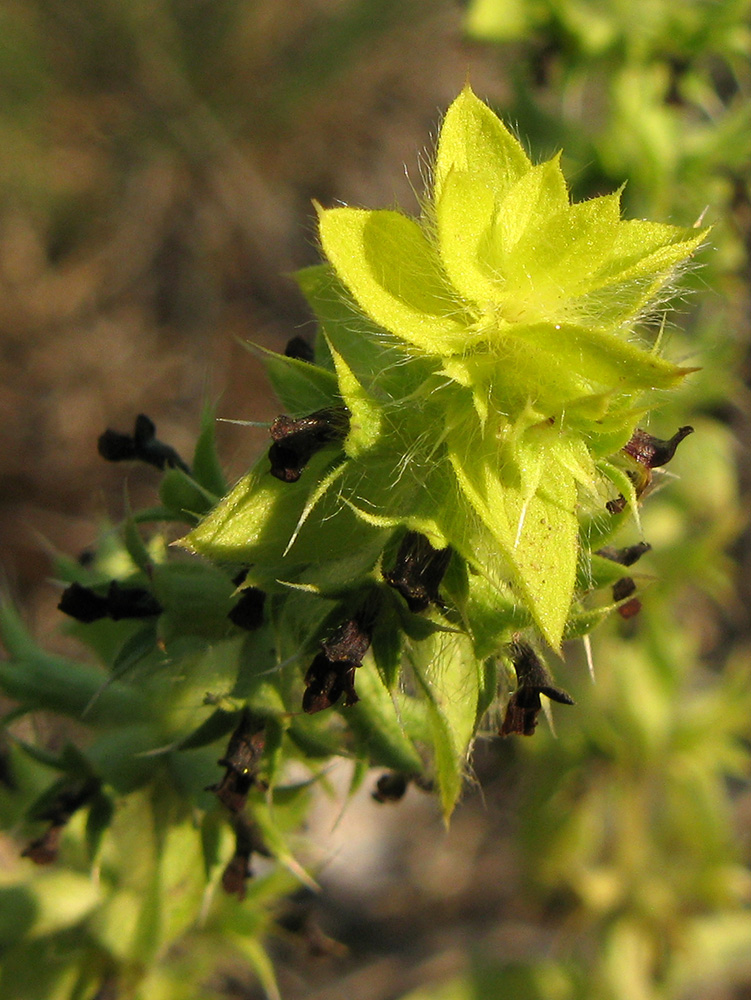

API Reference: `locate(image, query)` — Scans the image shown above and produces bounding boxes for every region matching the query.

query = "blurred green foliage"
[0,411,309,1000]
[396,1,751,998]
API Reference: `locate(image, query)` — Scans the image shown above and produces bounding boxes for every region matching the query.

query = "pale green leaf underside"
[448,438,578,650]
[508,322,692,392]
[317,206,470,353]
[504,192,623,300]
[436,169,500,303]
[434,85,531,206]
[409,629,480,818]
[494,155,569,257]
[180,448,373,574]
[324,336,383,457]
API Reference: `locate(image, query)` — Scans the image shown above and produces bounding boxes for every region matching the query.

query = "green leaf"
[562,602,620,640]
[448,440,578,649]
[409,629,480,818]
[493,155,569,258]
[465,0,531,40]
[297,264,433,401]
[228,935,281,1000]
[179,446,344,566]
[199,808,229,883]
[0,602,148,726]
[177,708,240,751]
[509,321,693,393]
[87,725,164,793]
[461,571,531,659]
[10,736,71,772]
[108,622,159,680]
[370,597,405,689]
[435,168,502,303]
[260,714,286,790]
[123,517,153,574]
[150,815,209,956]
[258,337,340,415]
[325,335,383,456]
[507,192,622,305]
[604,219,709,285]
[506,474,579,651]
[159,467,217,523]
[85,791,115,863]
[575,221,709,326]
[191,402,227,497]
[476,656,501,724]
[9,871,102,939]
[152,560,236,641]
[597,458,642,528]
[250,790,318,891]
[346,658,425,773]
[577,552,645,591]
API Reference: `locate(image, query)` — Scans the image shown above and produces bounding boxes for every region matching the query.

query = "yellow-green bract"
[184,86,704,649]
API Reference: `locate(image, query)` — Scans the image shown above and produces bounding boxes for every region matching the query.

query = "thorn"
[582,633,595,683]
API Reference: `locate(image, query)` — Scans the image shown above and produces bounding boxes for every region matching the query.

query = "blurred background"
[0,0,502,623]
[3,0,751,997]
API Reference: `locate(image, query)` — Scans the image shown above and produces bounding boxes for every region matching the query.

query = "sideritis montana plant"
[0,86,706,998]
[182,85,705,812]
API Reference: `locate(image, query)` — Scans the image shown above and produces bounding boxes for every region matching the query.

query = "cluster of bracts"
[63,404,694,730]
[37,396,691,882]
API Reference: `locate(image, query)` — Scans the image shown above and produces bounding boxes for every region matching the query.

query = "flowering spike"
[181,88,706,808]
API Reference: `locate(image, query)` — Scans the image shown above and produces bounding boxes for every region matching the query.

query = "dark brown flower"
[58,581,162,623]
[597,541,651,566]
[228,586,266,631]
[221,815,271,900]
[208,709,266,814]
[268,407,349,482]
[22,777,100,865]
[302,616,373,714]
[98,413,190,473]
[623,425,694,469]
[501,641,574,737]
[383,531,452,613]
[371,771,409,803]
